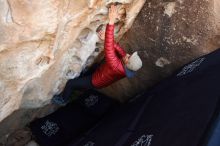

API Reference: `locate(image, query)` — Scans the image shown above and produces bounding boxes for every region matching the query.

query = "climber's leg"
[52,75,93,105]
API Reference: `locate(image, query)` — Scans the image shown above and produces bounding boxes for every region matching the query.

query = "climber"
[52,4,142,105]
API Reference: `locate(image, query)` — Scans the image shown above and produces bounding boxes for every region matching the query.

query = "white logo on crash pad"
[131,134,153,146]
[177,57,205,77]
[85,95,99,107]
[41,120,60,137]
[84,141,95,146]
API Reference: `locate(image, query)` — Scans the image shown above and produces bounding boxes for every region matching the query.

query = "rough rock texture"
[100,0,220,101]
[0,0,146,142]
[0,0,145,122]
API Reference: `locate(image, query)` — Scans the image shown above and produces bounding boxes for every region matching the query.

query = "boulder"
[0,0,145,141]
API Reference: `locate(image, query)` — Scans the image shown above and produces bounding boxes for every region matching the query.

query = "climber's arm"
[114,42,126,58]
[104,5,120,68]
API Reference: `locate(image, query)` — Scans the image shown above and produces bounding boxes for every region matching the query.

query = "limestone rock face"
[0,0,146,122]
[100,0,220,101]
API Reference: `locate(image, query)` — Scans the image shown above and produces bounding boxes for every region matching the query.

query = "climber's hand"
[108,5,118,25]
[36,53,54,65]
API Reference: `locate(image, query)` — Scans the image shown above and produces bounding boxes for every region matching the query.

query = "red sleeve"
[104,24,119,68]
[114,42,126,58]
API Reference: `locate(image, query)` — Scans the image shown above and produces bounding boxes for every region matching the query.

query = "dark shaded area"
[30,90,119,146]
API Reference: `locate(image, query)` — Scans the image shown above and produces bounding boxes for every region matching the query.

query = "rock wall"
[0,0,146,122]
[100,0,220,101]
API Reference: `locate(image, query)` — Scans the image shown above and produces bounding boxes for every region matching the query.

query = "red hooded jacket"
[92,24,126,88]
